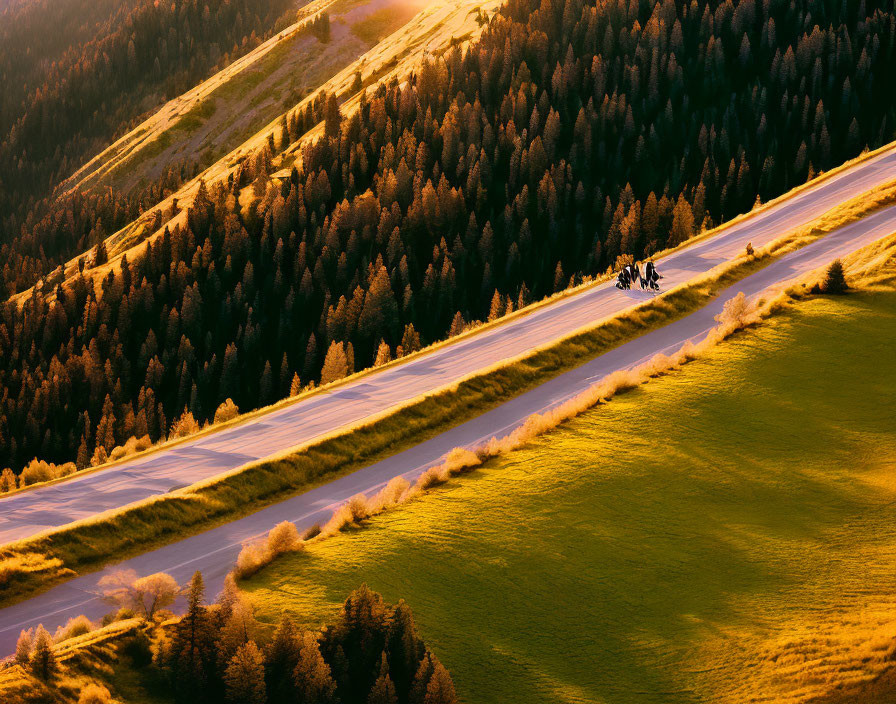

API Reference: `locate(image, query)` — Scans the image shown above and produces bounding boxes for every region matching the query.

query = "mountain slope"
[0,0,302,296]
[1,0,894,482]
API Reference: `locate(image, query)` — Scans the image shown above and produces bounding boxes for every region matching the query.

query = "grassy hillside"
[243,290,896,704]
[62,0,431,199]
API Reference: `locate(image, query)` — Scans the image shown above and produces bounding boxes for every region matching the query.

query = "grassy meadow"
[243,291,896,704]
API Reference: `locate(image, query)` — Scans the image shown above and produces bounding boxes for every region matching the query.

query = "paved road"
[4,147,896,546]
[1,196,895,655]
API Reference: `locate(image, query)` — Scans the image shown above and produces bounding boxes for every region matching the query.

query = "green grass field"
[243,291,896,704]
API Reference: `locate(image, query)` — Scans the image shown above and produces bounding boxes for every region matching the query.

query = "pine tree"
[224,641,266,704]
[76,435,90,470]
[669,195,695,246]
[553,262,565,292]
[14,628,32,666]
[384,601,425,698]
[93,241,108,267]
[448,312,465,337]
[320,342,349,385]
[216,573,242,621]
[822,259,848,294]
[324,94,342,139]
[409,653,435,704]
[169,571,215,702]
[29,625,57,681]
[423,657,457,704]
[374,340,392,367]
[217,600,261,671]
[293,632,338,703]
[259,361,273,404]
[487,290,503,321]
[399,324,421,356]
[359,266,398,343]
[265,616,301,704]
[367,653,398,704]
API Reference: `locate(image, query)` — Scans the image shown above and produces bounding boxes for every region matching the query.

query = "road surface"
[1,197,895,654]
[4,146,896,546]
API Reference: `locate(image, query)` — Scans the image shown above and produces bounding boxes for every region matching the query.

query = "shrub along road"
[4,146,896,546]
[2,171,896,652]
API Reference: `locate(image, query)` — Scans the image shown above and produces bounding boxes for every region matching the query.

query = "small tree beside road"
[98,570,180,620]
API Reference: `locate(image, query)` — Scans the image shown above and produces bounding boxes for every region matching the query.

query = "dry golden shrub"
[214,399,240,424]
[265,521,302,556]
[170,409,201,438]
[233,543,267,580]
[233,521,304,579]
[109,435,153,461]
[53,614,93,643]
[19,459,77,487]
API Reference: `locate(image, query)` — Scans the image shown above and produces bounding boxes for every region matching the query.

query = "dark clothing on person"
[645,262,660,291]
[616,269,630,289]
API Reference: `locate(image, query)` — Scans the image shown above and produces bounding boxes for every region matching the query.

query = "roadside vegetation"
[1,572,456,704]
[241,283,896,704]
[0,188,892,606]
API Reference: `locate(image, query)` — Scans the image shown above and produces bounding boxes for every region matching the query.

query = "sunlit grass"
[352,5,421,44]
[244,291,896,704]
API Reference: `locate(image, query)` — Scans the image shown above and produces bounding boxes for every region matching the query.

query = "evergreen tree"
[223,641,266,704]
[265,616,302,704]
[822,259,848,294]
[423,658,457,704]
[409,653,435,704]
[293,632,338,704]
[29,625,57,681]
[14,629,32,667]
[320,342,350,385]
[168,571,216,702]
[367,653,398,704]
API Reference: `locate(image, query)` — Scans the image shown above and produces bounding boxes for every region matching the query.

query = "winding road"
[1,146,896,653]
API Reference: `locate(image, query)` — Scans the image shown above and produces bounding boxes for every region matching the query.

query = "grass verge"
[1,180,894,608]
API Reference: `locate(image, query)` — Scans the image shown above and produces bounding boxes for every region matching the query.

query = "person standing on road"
[616,268,631,290]
[645,260,661,291]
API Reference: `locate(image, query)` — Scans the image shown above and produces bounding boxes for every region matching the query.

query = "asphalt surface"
[4,146,896,546]
[1,155,896,653]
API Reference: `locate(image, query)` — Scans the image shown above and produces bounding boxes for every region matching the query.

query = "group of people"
[615,260,662,291]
